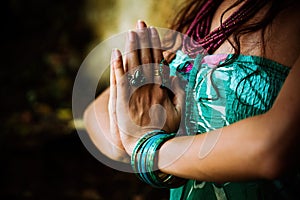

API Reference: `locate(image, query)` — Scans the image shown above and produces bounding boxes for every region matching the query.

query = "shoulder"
[264,1,300,67]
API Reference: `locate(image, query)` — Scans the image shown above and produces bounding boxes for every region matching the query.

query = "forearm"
[158,112,296,182]
[158,56,300,182]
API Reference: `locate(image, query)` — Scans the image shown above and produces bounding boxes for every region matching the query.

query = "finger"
[109,53,116,119]
[109,49,119,121]
[109,75,123,148]
[124,30,146,90]
[149,27,163,84]
[109,55,117,131]
[112,49,136,142]
[110,51,117,87]
[124,30,139,73]
[111,49,129,102]
[136,20,153,82]
[149,27,163,63]
[109,54,127,151]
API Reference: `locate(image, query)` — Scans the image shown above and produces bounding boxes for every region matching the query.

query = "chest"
[183,54,289,135]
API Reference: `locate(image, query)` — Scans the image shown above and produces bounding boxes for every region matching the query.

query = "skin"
[84,1,300,182]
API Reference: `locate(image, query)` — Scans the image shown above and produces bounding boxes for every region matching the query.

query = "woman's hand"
[83,87,130,163]
[109,21,186,154]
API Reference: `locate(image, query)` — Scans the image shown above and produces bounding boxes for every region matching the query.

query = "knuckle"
[138,30,148,40]
[113,59,123,68]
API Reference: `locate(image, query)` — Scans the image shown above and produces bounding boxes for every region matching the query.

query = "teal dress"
[168,51,299,200]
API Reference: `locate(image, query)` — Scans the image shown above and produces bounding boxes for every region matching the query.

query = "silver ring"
[154,69,160,76]
[128,68,145,87]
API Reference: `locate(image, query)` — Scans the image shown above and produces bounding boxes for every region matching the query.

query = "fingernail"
[137,20,146,29]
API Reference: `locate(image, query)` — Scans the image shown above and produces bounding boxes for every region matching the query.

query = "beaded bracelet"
[131,130,187,188]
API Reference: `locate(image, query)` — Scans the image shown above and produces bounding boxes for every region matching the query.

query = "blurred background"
[1,0,183,199]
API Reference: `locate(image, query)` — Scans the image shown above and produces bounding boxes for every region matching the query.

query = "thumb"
[170,76,186,112]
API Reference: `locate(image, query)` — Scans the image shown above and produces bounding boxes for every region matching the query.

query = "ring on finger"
[154,69,160,76]
[128,68,145,87]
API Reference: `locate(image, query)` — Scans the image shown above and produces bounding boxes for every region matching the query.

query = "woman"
[84,0,300,199]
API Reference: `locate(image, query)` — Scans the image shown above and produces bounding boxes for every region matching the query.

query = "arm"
[158,55,300,182]
[111,20,299,182]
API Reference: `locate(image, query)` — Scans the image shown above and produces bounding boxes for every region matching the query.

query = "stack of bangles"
[131,130,187,188]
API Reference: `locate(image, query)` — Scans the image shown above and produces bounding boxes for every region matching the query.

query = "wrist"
[121,129,160,155]
[130,130,187,188]
[121,134,141,155]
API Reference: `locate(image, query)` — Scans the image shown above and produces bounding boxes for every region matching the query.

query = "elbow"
[259,154,286,180]
[256,113,298,180]
[259,145,298,180]
[257,135,291,180]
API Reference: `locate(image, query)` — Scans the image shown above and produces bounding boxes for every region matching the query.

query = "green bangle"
[131,130,187,188]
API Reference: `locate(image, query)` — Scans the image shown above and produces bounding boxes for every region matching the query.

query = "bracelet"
[131,130,187,188]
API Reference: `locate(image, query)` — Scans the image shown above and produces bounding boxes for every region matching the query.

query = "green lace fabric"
[168,51,300,200]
